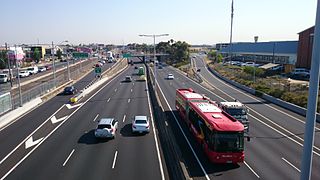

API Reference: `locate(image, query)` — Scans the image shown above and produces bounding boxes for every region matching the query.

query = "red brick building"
[296,26,314,69]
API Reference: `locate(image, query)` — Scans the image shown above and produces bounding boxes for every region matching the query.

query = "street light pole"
[51,41,56,87]
[228,0,234,62]
[139,34,169,92]
[15,44,23,107]
[253,36,258,83]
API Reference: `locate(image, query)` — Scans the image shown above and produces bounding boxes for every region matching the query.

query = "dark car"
[63,86,77,95]
[45,65,52,70]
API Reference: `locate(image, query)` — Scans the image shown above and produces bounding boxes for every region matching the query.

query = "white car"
[38,67,47,72]
[0,74,8,83]
[167,74,174,80]
[94,118,118,139]
[132,116,150,134]
[19,71,30,78]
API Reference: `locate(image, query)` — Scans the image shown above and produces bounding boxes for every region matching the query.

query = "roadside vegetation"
[206,57,320,112]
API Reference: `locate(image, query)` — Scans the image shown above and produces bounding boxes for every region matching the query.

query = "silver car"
[132,116,150,134]
[95,118,118,139]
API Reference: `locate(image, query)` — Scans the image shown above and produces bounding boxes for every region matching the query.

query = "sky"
[0,0,317,46]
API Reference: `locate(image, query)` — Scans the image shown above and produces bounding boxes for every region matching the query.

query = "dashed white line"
[130,89,133,92]
[122,115,126,122]
[133,83,134,86]
[93,114,99,122]
[114,88,117,92]
[128,99,131,103]
[63,149,75,167]
[244,161,260,178]
[107,98,111,102]
[282,157,301,172]
[112,151,118,169]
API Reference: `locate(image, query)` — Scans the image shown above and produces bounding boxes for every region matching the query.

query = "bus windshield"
[214,132,244,152]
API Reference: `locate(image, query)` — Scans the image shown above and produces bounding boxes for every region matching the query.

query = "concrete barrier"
[206,65,320,122]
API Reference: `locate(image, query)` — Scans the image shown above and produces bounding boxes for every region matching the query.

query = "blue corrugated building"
[218,41,298,65]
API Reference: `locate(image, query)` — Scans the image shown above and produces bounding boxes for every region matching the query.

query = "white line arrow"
[66,103,82,109]
[51,116,68,124]
[25,136,43,149]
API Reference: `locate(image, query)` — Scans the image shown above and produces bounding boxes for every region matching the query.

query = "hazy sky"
[0,0,317,45]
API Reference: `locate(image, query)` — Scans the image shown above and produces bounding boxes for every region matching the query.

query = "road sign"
[72,52,89,58]
[123,53,131,58]
[95,66,102,75]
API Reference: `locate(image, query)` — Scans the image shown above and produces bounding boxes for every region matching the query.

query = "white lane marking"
[93,114,99,122]
[0,104,65,165]
[51,116,68,124]
[130,89,133,92]
[107,98,111,102]
[0,66,129,180]
[282,157,301,172]
[133,82,134,86]
[198,58,320,131]
[165,121,168,127]
[66,103,82,109]
[145,75,165,180]
[128,99,131,103]
[244,161,260,178]
[63,149,75,167]
[115,88,117,92]
[112,151,118,169]
[152,69,210,180]
[122,115,126,122]
[25,136,44,149]
[172,66,320,155]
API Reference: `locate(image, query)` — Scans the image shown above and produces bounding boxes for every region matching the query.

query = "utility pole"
[5,43,13,87]
[52,41,56,87]
[15,44,23,107]
[300,0,320,179]
[253,36,258,83]
[228,0,234,62]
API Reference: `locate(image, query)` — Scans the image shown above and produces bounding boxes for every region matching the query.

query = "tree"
[0,50,8,69]
[57,49,62,59]
[33,48,41,63]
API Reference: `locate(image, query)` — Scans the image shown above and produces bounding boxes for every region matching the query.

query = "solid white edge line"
[107,98,111,102]
[0,104,66,165]
[174,61,320,155]
[0,65,129,180]
[93,114,99,122]
[281,157,301,173]
[244,161,260,178]
[112,151,118,169]
[152,68,210,180]
[128,99,131,103]
[63,149,75,167]
[145,75,165,180]
[122,115,126,122]
[198,58,320,131]
[191,60,320,154]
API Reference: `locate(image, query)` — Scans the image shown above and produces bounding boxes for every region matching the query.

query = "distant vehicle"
[124,76,132,82]
[38,67,47,72]
[137,67,145,76]
[176,88,246,163]
[218,101,249,132]
[45,65,52,70]
[98,60,106,64]
[107,51,113,59]
[158,65,163,69]
[196,69,201,72]
[63,86,77,95]
[0,74,8,83]
[167,74,174,80]
[19,71,30,78]
[95,118,118,139]
[138,75,146,81]
[108,58,114,63]
[26,66,39,75]
[134,66,138,69]
[132,116,150,134]
[291,68,310,78]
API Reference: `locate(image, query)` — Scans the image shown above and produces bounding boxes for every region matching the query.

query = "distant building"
[218,41,298,66]
[296,26,314,69]
[215,43,229,51]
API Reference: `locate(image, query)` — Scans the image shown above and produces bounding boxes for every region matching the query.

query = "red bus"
[176,88,245,163]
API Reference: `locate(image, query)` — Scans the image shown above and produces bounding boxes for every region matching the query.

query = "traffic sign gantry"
[95,66,102,74]
[72,52,89,58]
[123,53,132,58]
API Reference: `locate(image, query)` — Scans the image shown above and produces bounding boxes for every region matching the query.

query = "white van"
[0,74,8,83]
[26,66,39,75]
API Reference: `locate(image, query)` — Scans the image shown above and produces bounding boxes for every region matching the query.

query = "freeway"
[153,57,320,180]
[0,58,166,179]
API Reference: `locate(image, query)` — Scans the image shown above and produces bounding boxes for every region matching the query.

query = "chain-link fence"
[11,61,94,109]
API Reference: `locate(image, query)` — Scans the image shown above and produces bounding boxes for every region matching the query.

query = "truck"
[107,51,114,62]
[218,101,249,132]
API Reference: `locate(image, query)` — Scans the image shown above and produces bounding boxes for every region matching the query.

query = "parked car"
[290,68,310,79]
[0,74,8,83]
[95,118,118,139]
[38,67,47,72]
[63,86,77,95]
[45,65,52,70]
[19,71,30,78]
[167,74,174,80]
[132,116,150,134]
[26,66,39,75]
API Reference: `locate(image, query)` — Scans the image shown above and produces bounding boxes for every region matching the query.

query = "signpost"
[72,52,89,58]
